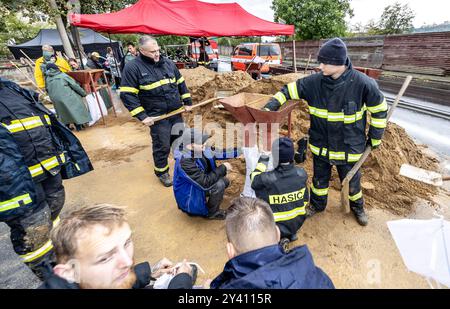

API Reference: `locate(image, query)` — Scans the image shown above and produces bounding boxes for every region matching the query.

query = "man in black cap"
[263,38,388,226]
[250,137,309,250]
[172,128,241,220]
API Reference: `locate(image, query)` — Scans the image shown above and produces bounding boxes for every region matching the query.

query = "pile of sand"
[182,70,439,216]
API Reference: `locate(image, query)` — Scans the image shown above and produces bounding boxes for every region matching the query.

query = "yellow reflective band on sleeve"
[181,93,191,99]
[154,164,169,173]
[311,183,329,196]
[321,148,328,156]
[41,156,60,171]
[349,190,363,202]
[327,112,345,122]
[120,87,139,94]
[177,77,185,84]
[52,216,61,227]
[2,116,46,133]
[273,202,308,222]
[273,91,287,105]
[367,99,388,113]
[20,240,53,263]
[308,106,328,119]
[140,78,176,90]
[371,139,382,147]
[44,115,51,125]
[329,151,346,160]
[287,82,300,100]
[370,117,387,128]
[250,171,262,182]
[130,106,145,116]
[0,193,32,212]
[348,153,363,163]
[309,143,321,156]
[59,153,66,164]
[255,162,267,172]
[28,164,44,178]
[269,188,306,205]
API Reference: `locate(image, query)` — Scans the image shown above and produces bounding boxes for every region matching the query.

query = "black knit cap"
[317,37,348,66]
[272,137,294,164]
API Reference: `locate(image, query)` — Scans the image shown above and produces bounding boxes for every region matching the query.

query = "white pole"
[293,40,297,73]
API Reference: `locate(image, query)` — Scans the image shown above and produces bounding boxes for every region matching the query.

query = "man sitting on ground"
[173,128,240,220]
[210,197,334,289]
[250,137,309,250]
[40,204,195,289]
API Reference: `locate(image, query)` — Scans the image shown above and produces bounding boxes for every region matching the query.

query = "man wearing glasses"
[120,36,193,187]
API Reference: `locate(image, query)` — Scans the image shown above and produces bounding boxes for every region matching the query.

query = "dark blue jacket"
[0,78,93,222]
[211,244,334,289]
[173,147,239,216]
[0,125,37,222]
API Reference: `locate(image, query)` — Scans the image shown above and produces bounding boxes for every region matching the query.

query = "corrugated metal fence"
[278,31,450,76]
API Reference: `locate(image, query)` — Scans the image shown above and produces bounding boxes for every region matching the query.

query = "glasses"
[145,48,160,54]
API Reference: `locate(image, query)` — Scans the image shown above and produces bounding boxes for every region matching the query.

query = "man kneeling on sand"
[39,204,195,289]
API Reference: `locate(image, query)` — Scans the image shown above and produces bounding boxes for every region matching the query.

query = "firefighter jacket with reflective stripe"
[265,60,387,165]
[0,78,93,184]
[120,55,192,120]
[211,244,335,289]
[0,125,37,222]
[251,159,309,238]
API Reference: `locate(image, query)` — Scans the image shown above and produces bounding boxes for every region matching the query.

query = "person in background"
[45,63,91,131]
[34,45,71,90]
[121,42,139,72]
[68,58,80,71]
[106,47,121,89]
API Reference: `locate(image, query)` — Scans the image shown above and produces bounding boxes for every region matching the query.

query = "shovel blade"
[399,164,443,186]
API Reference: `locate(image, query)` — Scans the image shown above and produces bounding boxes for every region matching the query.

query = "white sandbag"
[241,146,274,198]
[85,92,108,126]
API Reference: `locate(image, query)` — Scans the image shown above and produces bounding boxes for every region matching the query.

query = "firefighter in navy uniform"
[0,77,92,280]
[250,137,309,250]
[120,36,193,187]
[263,38,388,226]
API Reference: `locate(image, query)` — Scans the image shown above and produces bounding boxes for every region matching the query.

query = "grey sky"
[205,0,450,28]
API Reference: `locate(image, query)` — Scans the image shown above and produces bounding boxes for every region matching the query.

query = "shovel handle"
[340,75,412,213]
[152,97,219,123]
[443,176,450,181]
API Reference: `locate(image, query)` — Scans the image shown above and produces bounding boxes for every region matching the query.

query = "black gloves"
[294,137,308,164]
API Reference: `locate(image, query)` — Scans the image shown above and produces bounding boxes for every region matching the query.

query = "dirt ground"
[62,71,450,288]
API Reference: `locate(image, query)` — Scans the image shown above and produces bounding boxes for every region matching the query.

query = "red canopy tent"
[69,0,294,36]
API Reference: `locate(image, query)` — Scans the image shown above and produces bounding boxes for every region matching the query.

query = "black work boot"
[158,173,173,187]
[305,204,318,218]
[207,209,226,220]
[353,209,368,226]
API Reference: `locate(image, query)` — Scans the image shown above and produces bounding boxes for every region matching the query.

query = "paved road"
[0,223,40,289]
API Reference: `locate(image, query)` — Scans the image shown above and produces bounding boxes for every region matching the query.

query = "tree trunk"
[48,0,75,59]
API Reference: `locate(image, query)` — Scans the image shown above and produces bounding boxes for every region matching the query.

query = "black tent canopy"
[8,28,123,60]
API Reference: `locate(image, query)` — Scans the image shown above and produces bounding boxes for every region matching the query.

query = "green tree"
[377,2,415,34]
[0,11,54,57]
[271,0,353,40]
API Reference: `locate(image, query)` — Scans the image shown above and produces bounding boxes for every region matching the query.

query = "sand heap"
[182,69,438,216]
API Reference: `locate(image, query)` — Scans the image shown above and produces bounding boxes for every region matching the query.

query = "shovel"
[151,90,232,124]
[399,164,450,186]
[340,75,413,213]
